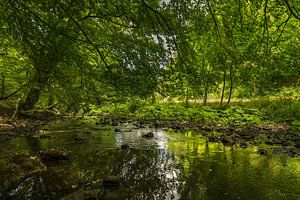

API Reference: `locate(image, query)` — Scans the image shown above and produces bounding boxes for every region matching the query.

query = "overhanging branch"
[284,0,300,20]
[0,86,24,101]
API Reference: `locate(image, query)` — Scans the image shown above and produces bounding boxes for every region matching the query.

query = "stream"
[0,117,300,200]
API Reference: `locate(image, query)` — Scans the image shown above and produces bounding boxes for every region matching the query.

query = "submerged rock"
[102,175,121,187]
[111,121,119,126]
[132,122,146,128]
[114,128,122,133]
[239,142,248,148]
[142,132,154,138]
[121,144,129,150]
[95,120,110,126]
[0,152,47,193]
[74,136,88,144]
[221,136,235,146]
[257,149,268,155]
[39,134,54,139]
[208,136,219,142]
[60,189,103,200]
[38,149,71,161]
[272,148,298,157]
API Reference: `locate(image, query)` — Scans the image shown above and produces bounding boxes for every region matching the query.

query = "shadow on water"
[1,120,300,200]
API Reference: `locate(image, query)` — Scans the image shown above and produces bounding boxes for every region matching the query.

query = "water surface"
[1,118,300,200]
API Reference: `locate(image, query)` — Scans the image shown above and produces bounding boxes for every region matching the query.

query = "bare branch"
[284,0,300,20]
[53,0,109,69]
[273,14,292,46]
[0,87,23,101]
[82,15,138,29]
[140,0,195,79]
[206,0,221,41]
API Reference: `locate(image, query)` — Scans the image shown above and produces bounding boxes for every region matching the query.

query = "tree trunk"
[185,82,189,107]
[1,73,4,98]
[151,92,156,104]
[220,68,226,108]
[21,85,42,110]
[204,80,208,106]
[227,63,233,105]
[20,65,52,110]
[47,85,55,107]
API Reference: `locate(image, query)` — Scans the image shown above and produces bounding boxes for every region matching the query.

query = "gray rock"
[239,142,248,148]
[121,144,129,150]
[221,136,235,146]
[142,132,154,138]
[257,149,268,155]
[114,128,122,133]
[208,136,219,142]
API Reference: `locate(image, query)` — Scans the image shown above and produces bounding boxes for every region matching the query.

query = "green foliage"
[97,102,264,126]
[291,120,300,126]
[0,0,299,115]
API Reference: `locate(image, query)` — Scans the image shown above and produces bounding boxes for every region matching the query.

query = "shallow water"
[1,119,300,200]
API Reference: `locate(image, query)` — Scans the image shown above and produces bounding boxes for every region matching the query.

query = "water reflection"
[1,124,300,200]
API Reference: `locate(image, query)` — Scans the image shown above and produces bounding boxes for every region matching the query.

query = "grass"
[93,97,300,127]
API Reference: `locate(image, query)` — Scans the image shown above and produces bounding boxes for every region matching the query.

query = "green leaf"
[291,120,300,126]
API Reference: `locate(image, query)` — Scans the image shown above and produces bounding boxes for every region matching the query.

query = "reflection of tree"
[6,129,300,199]
[25,136,41,153]
[168,137,300,200]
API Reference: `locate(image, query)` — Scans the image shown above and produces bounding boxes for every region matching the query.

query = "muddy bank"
[0,107,61,137]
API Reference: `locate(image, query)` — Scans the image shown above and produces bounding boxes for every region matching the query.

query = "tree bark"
[204,80,208,106]
[1,73,4,98]
[227,63,233,105]
[185,82,189,107]
[20,65,53,110]
[20,85,42,110]
[220,68,226,108]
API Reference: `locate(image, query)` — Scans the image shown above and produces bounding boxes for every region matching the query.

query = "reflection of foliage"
[2,126,300,199]
[0,151,46,193]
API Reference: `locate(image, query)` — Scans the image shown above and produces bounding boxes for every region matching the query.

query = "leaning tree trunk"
[220,68,226,108]
[21,85,42,110]
[227,63,233,105]
[20,64,53,110]
[1,73,4,98]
